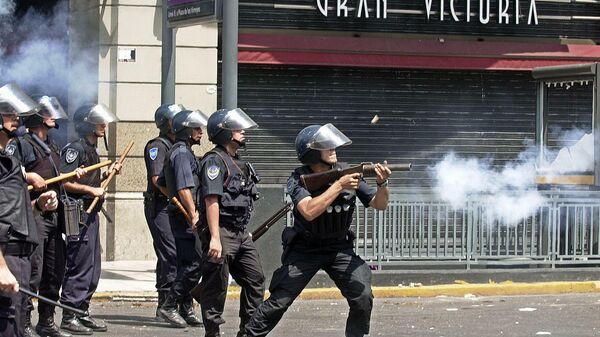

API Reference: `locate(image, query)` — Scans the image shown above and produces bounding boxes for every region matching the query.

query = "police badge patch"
[5,143,16,156]
[149,147,158,161]
[65,148,79,164]
[207,165,220,180]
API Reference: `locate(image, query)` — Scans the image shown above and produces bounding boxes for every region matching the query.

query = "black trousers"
[244,248,373,337]
[198,227,265,333]
[168,212,202,305]
[60,213,101,311]
[27,213,65,317]
[144,198,177,292]
[0,253,31,337]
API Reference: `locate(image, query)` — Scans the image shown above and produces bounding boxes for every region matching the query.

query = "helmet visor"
[219,108,258,130]
[307,123,352,151]
[37,96,67,120]
[84,104,119,124]
[0,83,40,116]
[181,110,209,128]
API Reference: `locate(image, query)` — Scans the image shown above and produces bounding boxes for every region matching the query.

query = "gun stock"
[300,162,411,193]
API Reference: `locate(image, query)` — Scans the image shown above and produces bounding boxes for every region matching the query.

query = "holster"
[59,196,83,237]
[143,192,156,218]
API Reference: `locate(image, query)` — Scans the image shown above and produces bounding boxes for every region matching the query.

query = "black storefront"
[222,0,600,274]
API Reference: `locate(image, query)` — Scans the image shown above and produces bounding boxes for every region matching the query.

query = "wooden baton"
[86,140,134,214]
[27,160,112,191]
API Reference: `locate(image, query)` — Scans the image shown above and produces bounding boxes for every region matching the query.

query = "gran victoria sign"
[316,0,540,25]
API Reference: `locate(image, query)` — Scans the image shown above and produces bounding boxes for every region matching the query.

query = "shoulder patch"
[65,148,79,164]
[5,143,16,156]
[149,147,158,161]
[207,165,220,180]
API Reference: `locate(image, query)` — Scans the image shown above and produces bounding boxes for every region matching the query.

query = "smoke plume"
[431,152,545,225]
[0,0,97,107]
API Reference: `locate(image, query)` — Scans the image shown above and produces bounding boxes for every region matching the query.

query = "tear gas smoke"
[431,152,545,225]
[0,1,97,106]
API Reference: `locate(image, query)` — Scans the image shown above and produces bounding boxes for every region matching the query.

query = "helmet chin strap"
[233,139,245,149]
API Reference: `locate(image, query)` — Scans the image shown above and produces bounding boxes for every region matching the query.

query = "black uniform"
[160,141,202,313]
[58,138,102,312]
[0,151,39,337]
[7,134,66,322]
[244,163,376,337]
[143,136,177,298]
[197,146,265,335]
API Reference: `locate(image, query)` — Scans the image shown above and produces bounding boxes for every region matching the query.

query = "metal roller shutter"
[235,64,589,188]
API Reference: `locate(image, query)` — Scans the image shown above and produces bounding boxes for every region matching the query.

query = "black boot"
[158,292,186,328]
[156,290,167,319]
[60,311,92,336]
[36,308,72,337]
[205,328,221,337]
[24,311,41,337]
[178,298,203,327]
[77,311,107,332]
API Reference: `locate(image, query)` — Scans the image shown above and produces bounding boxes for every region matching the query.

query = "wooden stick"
[27,160,112,191]
[86,140,134,214]
[171,196,193,224]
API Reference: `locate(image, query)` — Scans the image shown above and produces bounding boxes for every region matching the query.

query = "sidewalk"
[96,260,600,301]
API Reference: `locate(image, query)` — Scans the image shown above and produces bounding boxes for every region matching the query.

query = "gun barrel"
[386,163,412,171]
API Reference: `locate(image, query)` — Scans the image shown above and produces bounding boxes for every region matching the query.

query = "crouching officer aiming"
[0,83,58,337]
[59,104,120,335]
[243,124,391,337]
[11,96,73,337]
[196,108,265,337]
[157,109,208,328]
[143,104,183,318]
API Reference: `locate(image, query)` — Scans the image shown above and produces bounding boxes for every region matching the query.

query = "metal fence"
[342,190,600,269]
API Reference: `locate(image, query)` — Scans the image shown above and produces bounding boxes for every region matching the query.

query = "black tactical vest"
[0,152,38,245]
[22,134,61,199]
[200,147,258,230]
[296,164,356,241]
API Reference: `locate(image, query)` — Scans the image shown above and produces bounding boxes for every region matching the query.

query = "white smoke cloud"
[542,129,594,174]
[0,1,97,105]
[0,0,15,16]
[431,152,545,225]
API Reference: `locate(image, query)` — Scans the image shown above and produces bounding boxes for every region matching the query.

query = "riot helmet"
[207,108,258,146]
[172,109,209,142]
[154,103,184,135]
[295,123,352,165]
[0,83,39,133]
[22,95,67,129]
[0,83,39,116]
[74,103,119,137]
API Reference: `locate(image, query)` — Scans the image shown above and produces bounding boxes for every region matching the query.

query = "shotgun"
[300,162,411,193]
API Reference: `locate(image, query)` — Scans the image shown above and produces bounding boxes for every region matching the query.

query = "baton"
[27,160,112,191]
[19,288,86,316]
[86,140,134,214]
[171,197,193,225]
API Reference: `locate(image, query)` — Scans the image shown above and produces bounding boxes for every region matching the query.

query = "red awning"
[238,33,600,71]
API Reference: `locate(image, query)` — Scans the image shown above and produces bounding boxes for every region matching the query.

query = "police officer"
[143,104,182,319]
[243,124,391,337]
[157,109,207,328]
[0,83,58,337]
[59,103,120,335]
[8,96,73,337]
[197,108,265,337]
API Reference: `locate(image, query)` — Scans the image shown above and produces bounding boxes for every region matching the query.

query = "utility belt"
[143,191,168,203]
[0,241,36,257]
[295,230,354,246]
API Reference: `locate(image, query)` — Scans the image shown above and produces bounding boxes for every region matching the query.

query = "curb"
[92,280,600,302]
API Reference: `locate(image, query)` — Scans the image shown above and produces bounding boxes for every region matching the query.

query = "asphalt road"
[34,293,600,337]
